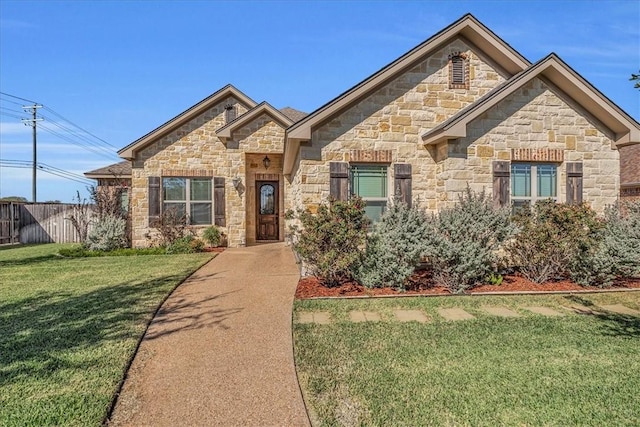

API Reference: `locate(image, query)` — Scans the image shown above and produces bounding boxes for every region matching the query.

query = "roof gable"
[286,14,529,142]
[422,54,640,147]
[216,102,293,139]
[118,84,256,159]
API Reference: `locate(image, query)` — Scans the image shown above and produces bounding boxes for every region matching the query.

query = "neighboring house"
[87,14,640,248]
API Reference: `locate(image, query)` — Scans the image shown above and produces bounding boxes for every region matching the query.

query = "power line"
[0,159,94,185]
[38,122,119,161]
[42,106,117,148]
[0,91,37,104]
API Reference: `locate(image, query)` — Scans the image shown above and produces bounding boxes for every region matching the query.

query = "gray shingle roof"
[279,107,307,123]
[84,160,131,178]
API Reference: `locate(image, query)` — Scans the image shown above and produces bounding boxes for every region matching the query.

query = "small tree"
[150,208,190,247]
[66,190,92,243]
[290,197,368,287]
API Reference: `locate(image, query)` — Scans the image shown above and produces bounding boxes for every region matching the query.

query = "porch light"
[262,155,271,170]
[232,177,242,189]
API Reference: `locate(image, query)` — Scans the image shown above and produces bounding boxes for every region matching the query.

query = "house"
[86,14,640,248]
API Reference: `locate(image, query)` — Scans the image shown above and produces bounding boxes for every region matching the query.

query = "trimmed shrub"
[507,201,603,284]
[355,201,429,289]
[84,215,127,252]
[290,197,368,287]
[165,235,205,254]
[422,188,514,293]
[569,201,640,286]
[202,225,222,247]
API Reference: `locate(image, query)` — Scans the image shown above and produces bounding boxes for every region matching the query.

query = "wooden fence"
[0,202,94,244]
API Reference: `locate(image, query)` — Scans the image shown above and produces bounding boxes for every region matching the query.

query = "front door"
[256,181,279,240]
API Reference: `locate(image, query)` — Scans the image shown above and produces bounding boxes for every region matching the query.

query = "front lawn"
[294,293,640,426]
[0,244,213,427]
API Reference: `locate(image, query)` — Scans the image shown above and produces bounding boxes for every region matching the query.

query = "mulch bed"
[295,271,640,299]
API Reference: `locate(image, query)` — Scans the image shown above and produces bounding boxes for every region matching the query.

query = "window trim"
[162,177,213,225]
[511,162,558,209]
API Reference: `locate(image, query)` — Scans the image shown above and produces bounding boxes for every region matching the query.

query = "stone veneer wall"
[288,37,620,216]
[288,38,509,214]
[129,98,287,248]
[445,78,618,213]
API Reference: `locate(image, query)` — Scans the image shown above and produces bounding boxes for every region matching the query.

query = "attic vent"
[224,104,236,123]
[448,52,469,89]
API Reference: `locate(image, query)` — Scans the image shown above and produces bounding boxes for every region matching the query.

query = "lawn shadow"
[0,273,241,386]
[563,295,640,338]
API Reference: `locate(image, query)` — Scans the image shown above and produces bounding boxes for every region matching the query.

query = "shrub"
[422,188,514,293]
[290,197,368,287]
[151,208,189,246]
[507,201,603,284]
[84,215,127,252]
[202,225,222,247]
[165,235,205,254]
[355,201,429,289]
[569,201,640,286]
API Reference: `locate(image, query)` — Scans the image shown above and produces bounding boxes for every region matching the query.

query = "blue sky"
[1,0,638,203]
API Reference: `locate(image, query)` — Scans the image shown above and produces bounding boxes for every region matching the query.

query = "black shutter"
[148,176,161,223]
[394,163,412,207]
[566,162,583,205]
[213,177,225,226]
[492,161,510,208]
[329,162,349,201]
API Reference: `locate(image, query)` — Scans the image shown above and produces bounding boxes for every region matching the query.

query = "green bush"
[422,188,514,293]
[507,201,603,284]
[355,201,429,289]
[165,235,204,254]
[569,201,640,286]
[290,197,368,287]
[85,215,128,252]
[202,225,222,247]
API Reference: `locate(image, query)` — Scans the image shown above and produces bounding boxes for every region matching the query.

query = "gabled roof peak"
[118,84,257,159]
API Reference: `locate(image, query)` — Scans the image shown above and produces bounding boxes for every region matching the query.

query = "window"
[350,165,387,222]
[162,177,212,225]
[511,163,557,210]
[448,53,469,89]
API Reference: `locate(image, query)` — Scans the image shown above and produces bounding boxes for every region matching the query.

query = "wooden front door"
[256,181,279,240]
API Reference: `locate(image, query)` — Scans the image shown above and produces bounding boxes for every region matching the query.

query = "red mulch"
[295,271,640,299]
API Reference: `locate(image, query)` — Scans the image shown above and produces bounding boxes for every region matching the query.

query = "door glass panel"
[260,184,275,215]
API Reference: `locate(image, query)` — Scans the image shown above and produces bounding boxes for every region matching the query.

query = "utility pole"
[22,104,42,202]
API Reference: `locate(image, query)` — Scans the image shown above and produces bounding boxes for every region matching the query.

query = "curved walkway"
[108,243,310,427]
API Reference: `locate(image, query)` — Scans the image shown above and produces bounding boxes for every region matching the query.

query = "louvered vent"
[451,56,465,84]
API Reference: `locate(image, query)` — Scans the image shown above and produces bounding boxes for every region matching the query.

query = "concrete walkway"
[108,243,310,427]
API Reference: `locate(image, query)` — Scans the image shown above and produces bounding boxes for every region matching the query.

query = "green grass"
[0,243,213,427]
[294,293,640,426]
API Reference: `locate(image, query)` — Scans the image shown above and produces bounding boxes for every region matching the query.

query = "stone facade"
[129,97,288,248]
[288,39,621,217]
[288,39,508,213]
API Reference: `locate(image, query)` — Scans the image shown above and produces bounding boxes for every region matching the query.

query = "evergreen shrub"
[84,215,127,252]
[290,198,368,287]
[422,188,514,293]
[355,201,429,289]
